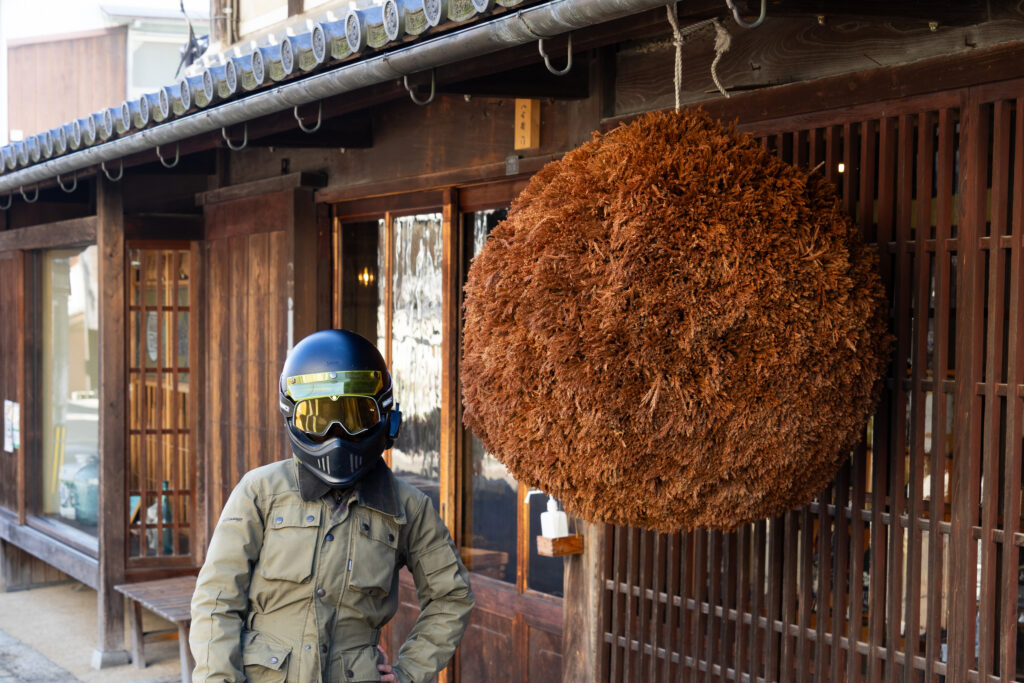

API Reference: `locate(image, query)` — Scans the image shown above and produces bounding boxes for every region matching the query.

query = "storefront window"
[386,213,443,510]
[40,246,100,537]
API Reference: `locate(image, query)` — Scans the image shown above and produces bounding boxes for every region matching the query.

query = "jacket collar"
[295,458,401,520]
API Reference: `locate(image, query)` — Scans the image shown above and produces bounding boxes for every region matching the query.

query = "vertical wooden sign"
[514,98,540,150]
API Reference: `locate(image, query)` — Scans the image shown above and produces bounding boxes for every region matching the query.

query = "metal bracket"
[538,34,572,76]
[0,193,11,210]
[57,171,77,193]
[725,0,766,29]
[294,102,323,133]
[101,159,124,182]
[403,71,435,106]
[222,123,248,151]
[156,142,180,168]
[19,185,38,204]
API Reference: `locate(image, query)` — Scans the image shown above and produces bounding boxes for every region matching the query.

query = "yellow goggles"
[292,395,381,437]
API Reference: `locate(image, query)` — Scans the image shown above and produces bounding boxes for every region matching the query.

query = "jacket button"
[346,670,354,678]
[316,588,326,598]
[321,643,328,654]
[306,515,315,522]
[275,517,283,524]
[387,533,395,542]
[361,522,369,532]
[325,533,334,542]
[269,657,279,664]
[305,644,312,651]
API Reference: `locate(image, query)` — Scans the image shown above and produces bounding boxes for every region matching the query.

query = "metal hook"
[101,159,124,182]
[294,102,323,133]
[156,142,180,168]
[538,34,572,76]
[57,171,77,193]
[19,185,38,204]
[222,123,248,151]
[725,0,766,29]
[0,193,11,210]
[403,71,435,106]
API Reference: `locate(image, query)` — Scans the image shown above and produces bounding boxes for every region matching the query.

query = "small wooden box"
[536,534,584,557]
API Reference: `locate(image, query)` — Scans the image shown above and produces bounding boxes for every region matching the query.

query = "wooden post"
[92,177,130,669]
[289,188,320,345]
[562,521,606,683]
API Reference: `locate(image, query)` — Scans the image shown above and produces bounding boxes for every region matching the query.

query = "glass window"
[40,246,100,537]
[386,213,443,511]
[460,207,564,596]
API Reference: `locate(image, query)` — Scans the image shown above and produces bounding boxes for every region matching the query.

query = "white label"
[3,400,13,453]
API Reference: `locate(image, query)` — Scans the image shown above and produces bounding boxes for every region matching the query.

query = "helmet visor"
[285,370,384,402]
[293,395,381,437]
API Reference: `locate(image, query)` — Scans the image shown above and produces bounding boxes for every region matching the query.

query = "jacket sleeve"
[393,495,475,683]
[189,474,265,683]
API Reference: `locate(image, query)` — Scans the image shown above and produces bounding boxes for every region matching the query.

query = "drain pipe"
[0,0,667,194]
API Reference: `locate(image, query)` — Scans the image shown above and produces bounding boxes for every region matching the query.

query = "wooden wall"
[7,26,128,139]
[204,195,290,524]
[0,251,22,515]
[0,540,71,592]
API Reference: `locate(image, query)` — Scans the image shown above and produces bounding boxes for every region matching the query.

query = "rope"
[665,3,684,111]
[711,19,732,98]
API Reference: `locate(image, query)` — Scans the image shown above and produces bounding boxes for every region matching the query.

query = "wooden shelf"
[536,534,584,557]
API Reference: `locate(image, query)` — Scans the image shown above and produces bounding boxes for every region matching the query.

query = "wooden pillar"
[562,521,606,683]
[947,92,986,683]
[92,177,129,669]
[288,188,322,346]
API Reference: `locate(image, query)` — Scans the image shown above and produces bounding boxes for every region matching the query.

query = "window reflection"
[387,213,443,511]
[41,246,100,537]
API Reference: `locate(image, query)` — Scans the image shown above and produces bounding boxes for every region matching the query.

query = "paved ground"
[0,582,182,683]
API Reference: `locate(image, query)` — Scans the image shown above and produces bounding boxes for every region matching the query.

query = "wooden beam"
[94,177,129,668]
[196,171,327,206]
[0,215,96,251]
[289,188,320,344]
[248,110,373,149]
[124,215,203,241]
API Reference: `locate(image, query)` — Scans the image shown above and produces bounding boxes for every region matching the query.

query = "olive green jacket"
[190,458,474,683]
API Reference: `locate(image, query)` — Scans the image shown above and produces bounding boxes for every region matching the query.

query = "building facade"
[0,0,1023,681]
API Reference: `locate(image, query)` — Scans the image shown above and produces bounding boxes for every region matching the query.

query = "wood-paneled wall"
[7,26,127,138]
[204,193,290,527]
[0,540,70,592]
[0,252,23,515]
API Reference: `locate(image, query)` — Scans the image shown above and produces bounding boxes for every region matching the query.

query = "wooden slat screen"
[602,83,1024,682]
[127,248,194,563]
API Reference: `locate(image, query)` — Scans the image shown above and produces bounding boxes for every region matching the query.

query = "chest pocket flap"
[258,504,321,583]
[348,512,399,597]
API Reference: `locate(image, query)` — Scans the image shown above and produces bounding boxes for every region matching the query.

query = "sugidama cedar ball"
[460,108,890,533]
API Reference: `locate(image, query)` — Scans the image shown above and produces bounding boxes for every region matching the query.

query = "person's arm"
[189,474,265,683]
[393,496,475,683]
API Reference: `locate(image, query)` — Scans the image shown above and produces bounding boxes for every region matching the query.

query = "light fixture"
[837,162,846,174]
[357,267,375,287]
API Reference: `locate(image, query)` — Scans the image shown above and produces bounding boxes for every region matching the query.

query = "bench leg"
[127,599,145,669]
[178,622,194,683]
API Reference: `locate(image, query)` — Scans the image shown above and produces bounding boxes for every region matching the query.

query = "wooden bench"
[114,575,197,683]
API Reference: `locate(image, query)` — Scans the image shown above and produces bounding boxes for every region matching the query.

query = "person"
[190,329,474,682]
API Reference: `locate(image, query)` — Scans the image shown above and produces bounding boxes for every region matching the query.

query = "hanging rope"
[710,19,732,98]
[665,3,684,111]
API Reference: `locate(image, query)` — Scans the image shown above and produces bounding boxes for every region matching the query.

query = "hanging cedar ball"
[461,108,891,533]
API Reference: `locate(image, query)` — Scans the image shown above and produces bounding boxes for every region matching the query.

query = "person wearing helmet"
[190,329,474,682]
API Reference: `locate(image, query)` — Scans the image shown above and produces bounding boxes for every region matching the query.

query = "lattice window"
[127,247,194,562]
[602,84,1024,682]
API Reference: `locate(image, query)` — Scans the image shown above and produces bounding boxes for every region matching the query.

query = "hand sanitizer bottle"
[540,495,569,539]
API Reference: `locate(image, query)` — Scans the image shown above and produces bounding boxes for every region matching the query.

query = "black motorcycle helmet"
[278,329,401,487]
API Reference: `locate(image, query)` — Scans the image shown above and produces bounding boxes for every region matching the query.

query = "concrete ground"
[0,582,182,683]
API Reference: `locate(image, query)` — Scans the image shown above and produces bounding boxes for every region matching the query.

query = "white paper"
[3,400,12,453]
[11,402,19,450]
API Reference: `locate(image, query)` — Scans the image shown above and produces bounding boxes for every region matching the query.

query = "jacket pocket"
[257,504,321,583]
[348,511,399,598]
[242,633,291,683]
[416,541,468,600]
[330,645,383,682]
